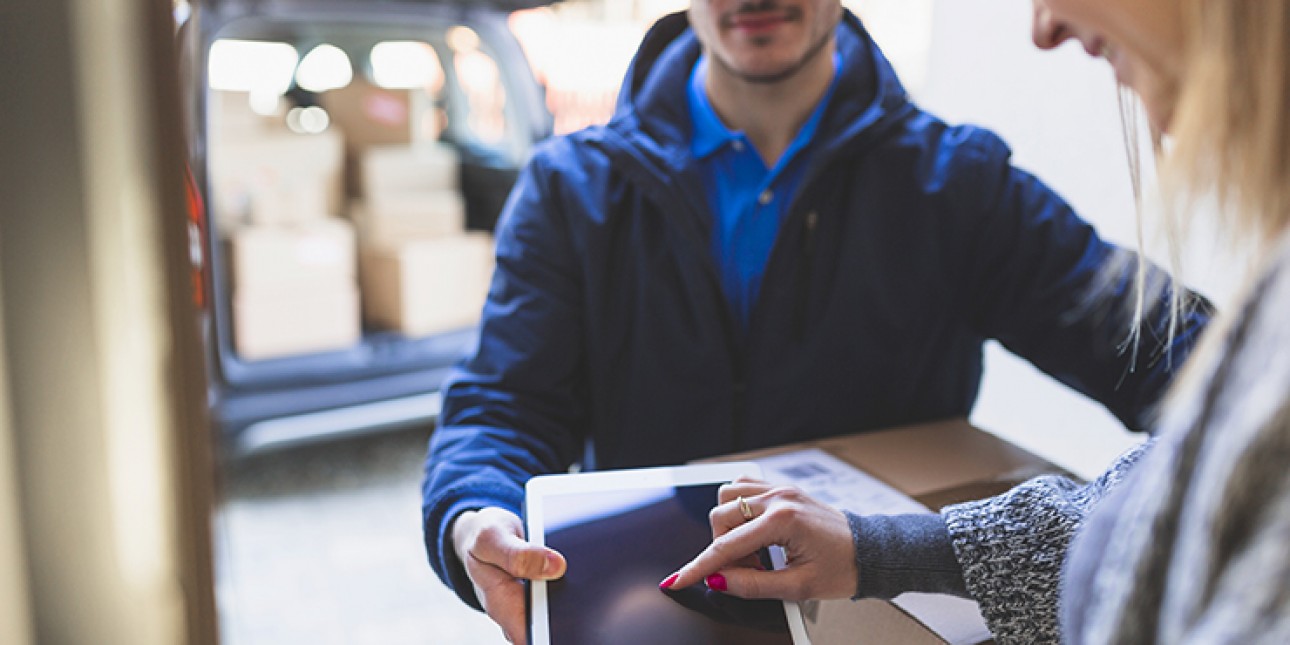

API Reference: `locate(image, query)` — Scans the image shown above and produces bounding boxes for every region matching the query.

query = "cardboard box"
[361,142,459,196]
[320,77,416,148]
[225,218,356,294]
[245,174,333,227]
[358,232,494,337]
[232,284,361,360]
[712,419,1065,645]
[350,190,466,243]
[209,89,283,138]
[209,129,344,227]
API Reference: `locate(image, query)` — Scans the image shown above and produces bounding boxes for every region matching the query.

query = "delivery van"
[179,0,556,455]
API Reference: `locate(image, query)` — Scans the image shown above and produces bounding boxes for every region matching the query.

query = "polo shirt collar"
[688,56,737,159]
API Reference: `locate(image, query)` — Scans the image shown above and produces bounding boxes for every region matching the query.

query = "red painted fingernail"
[659,573,679,589]
[705,573,727,592]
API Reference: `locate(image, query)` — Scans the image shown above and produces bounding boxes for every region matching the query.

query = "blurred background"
[2,0,1245,643]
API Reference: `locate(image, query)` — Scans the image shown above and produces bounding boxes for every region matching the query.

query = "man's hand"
[451,507,567,644]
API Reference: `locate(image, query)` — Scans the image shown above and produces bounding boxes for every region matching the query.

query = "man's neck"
[703,42,837,168]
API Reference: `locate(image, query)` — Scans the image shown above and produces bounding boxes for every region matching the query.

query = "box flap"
[813,419,1058,498]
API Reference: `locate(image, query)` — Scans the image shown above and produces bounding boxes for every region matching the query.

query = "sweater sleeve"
[847,512,969,600]
[941,442,1151,644]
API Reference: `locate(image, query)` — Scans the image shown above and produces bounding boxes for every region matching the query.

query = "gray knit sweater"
[1061,234,1290,644]
[938,233,1290,643]
[940,438,1148,642]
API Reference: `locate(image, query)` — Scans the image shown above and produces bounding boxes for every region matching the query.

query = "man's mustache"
[736,0,781,12]
[721,1,803,27]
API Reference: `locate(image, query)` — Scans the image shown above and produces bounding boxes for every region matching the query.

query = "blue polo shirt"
[688,52,841,330]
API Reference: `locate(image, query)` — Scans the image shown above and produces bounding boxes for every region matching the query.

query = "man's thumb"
[506,542,567,580]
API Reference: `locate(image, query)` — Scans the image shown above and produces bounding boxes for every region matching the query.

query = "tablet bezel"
[525,461,813,645]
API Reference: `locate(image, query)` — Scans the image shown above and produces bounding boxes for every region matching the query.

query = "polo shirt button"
[758,189,773,205]
[732,140,745,152]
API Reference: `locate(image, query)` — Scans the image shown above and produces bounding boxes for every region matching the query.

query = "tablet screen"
[538,482,796,645]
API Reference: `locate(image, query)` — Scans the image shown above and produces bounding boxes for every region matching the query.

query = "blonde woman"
[666,0,1290,642]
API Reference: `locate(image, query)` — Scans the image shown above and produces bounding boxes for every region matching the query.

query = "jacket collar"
[611,9,909,172]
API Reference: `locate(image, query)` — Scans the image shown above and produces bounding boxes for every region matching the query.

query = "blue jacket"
[422,11,1208,604]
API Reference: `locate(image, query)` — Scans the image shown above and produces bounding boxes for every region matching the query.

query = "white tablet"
[525,462,812,645]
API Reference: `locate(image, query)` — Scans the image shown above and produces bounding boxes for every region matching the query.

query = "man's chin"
[721,57,803,84]
[716,30,834,85]
[741,69,801,84]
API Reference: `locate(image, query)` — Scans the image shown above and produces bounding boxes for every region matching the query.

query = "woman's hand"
[660,477,857,602]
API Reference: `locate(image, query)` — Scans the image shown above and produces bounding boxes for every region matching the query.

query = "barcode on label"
[811,490,839,504]
[777,462,830,480]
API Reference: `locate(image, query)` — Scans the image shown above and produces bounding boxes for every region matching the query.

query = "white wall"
[890,0,1241,478]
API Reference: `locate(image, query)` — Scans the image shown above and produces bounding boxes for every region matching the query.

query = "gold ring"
[738,496,754,521]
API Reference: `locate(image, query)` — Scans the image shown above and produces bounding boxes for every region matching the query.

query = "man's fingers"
[469,546,562,645]
[505,543,567,580]
[474,573,528,643]
[453,508,565,645]
[472,525,567,580]
[463,552,529,644]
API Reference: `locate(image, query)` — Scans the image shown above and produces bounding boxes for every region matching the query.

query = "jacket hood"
[608,9,912,169]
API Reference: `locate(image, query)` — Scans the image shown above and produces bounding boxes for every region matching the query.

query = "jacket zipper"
[793,210,820,341]
[597,140,752,450]
[589,71,915,452]
[599,131,857,452]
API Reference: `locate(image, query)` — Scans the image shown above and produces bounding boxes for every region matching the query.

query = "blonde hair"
[1166,0,1290,252]
[1111,1,1290,408]
[1119,1,1290,369]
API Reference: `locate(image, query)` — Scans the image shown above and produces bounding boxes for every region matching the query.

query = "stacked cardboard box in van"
[208,91,345,229]
[226,218,361,360]
[359,233,495,337]
[320,76,417,148]
[208,92,360,360]
[355,142,494,337]
[355,143,464,242]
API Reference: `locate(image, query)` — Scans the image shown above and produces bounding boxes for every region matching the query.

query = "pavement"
[214,426,505,644]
